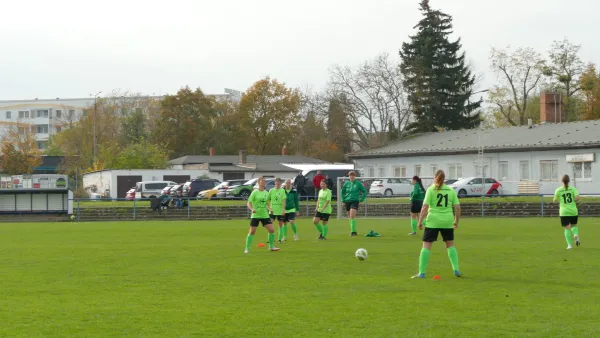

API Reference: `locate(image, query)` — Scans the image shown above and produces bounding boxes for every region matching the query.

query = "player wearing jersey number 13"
[412,170,463,279]
[553,174,581,249]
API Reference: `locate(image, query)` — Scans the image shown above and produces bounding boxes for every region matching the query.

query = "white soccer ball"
[355,248,368,261]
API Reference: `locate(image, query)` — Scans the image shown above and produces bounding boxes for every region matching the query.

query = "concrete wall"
[352,148,600,195]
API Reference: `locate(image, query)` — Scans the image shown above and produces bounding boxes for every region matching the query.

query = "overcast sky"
[1,0,598,100]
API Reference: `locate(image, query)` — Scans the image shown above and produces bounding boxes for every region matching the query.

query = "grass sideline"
[1,218,599,337]
[76,195,600,208]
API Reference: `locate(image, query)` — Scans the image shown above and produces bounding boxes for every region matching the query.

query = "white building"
[348,119,600,195]
[0,89,241,150]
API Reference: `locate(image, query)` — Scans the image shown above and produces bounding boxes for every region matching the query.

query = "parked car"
[162,184,176,195]
[182,179,221,197]
[168,184,184,197]
[445,179,459,185]
[449,177,503,198]
[215,180,247,199]
[253,178,280,192]
[226,178,260,199]
[125,187,136,201]
[197,187,219,200]
[301,169,358,198]
[135,181,177,199]
[369,178,413,197]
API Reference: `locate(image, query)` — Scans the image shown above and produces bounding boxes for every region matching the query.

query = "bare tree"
[327,53,410,149]
[489,46,545,126]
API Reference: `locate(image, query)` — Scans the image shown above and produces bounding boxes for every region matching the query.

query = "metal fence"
[68,193,600,222]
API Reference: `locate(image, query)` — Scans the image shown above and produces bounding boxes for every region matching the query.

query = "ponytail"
[562,174,570,189]
[434,170,445,191]
[417,178,425,193]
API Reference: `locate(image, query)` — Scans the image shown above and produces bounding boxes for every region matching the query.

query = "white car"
[369,178,413,197]
[449,177,503,198]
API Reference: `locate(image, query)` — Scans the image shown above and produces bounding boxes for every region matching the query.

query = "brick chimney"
[540,92,564,123]
[281,146,286,156]
[209,147,215,156]
[239,149,247,164]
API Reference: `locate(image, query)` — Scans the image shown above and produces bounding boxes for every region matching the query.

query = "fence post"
[541,194,544,217]
[133,198,136,220]
[187,197,191,219]
[77,199,80,222]
[305,196,309,216]
[364,198,368,218]
[481,195,485,217]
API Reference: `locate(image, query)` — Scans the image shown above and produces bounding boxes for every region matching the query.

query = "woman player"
[412,170,462,278]
[244,177,280,254]
[341,171,367,236]
[314,179,332,240]
[283,179,300,241]
[553,174,581,249]
[409,176,426,235]
[267,178,287,243]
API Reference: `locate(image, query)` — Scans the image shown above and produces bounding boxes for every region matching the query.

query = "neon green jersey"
[249,190,269,219]
[554,185,579,216]
[423,184,459,229]
[318,189,332,214]
[267,187,287,215]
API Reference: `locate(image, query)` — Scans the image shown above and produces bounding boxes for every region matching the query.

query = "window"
[430,164,438,176]
[393,166,406,178]
[475,164,488,178]
[36,110,49,118]
[5,111,11,119]
[68,110,75,118]
[367,167,375,177]
[448,164,462,179]
[37,142,47,150]
[19,111,30,119]
[377,167,386,177]
[519,161,530,180]
[573,162,592,181]
[36,125,49,134]
[470,178,483,185]
[56,126,62,133]
[498,161,508,180]
[145,183,168,190]
[540,160,559,181]
[56,110,62,118]
[414,165,422,177]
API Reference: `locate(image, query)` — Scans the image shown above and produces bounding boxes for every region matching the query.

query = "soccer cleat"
[408,232,417,236]
[567,245,573,250]
[270,247,280,252]
[322,237,327,240]
[575,236,581,247]
[318,234,324,240]
[350,232,358,237]
[411,273,426,279]
[454,270,463,277]
[294,235,299,241]
[282,237,287,241]
[244,249,249,254]
[277,240,282,244]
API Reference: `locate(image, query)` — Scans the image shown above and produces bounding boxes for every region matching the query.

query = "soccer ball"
[355,248,368,261]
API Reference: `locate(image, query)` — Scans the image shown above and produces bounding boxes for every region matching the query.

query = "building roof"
[348,120,600,159]
[209,163,301,173]
[169,155,327,165]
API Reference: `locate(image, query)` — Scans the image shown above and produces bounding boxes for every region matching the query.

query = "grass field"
[77,195,600,208]
[1,218,600,337]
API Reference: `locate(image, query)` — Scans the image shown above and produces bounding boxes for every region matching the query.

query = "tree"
[328,53,410,149]
[579,63,600,120]
[99,140,169,169]
[152,87,218,158]
[489,46,545,126]
[544,38,585,120]
[399,0,481,133]
[326,97,352,153]
[238,77,300,154]
[0,123,43,175]
[207,98,245,155]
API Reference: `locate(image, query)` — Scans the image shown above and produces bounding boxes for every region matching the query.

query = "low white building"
[348,120,600,195]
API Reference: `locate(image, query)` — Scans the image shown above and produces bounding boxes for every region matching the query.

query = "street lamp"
[91,91,102,163]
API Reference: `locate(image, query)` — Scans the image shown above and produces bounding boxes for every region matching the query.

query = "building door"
[116,175,142,199]
[163,175,190,184]
[223,172,245,181]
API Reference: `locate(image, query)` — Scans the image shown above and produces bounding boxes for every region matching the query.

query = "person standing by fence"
[312,171,325,196]
[553,174,581,250]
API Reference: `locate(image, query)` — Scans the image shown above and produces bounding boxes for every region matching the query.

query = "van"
[182,179,221,197]
[135,181,177,199]
[299,169,359,198]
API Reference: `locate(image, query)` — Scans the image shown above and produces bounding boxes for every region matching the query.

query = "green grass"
[1,218,600,337]
[77,195,600,208]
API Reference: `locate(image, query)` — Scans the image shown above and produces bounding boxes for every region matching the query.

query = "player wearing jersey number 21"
[553,174,581,249]
[412,169,463,279]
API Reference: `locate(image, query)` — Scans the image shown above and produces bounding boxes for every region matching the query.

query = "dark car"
[215,179,248,199]
[302,169,359,198]
[182,179,221,197]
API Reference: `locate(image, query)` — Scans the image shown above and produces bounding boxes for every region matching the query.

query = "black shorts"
[283,212,296,222]
[314,212,331,222]
[560,216,578,227]
[345,201,359,212]
[250,218,272,227]
[410,201,423,213]
[422,227,454,242]
[269,214,284,221]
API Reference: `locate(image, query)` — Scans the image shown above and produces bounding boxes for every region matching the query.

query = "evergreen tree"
[326,98,352,154]
[399,0,481,133]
